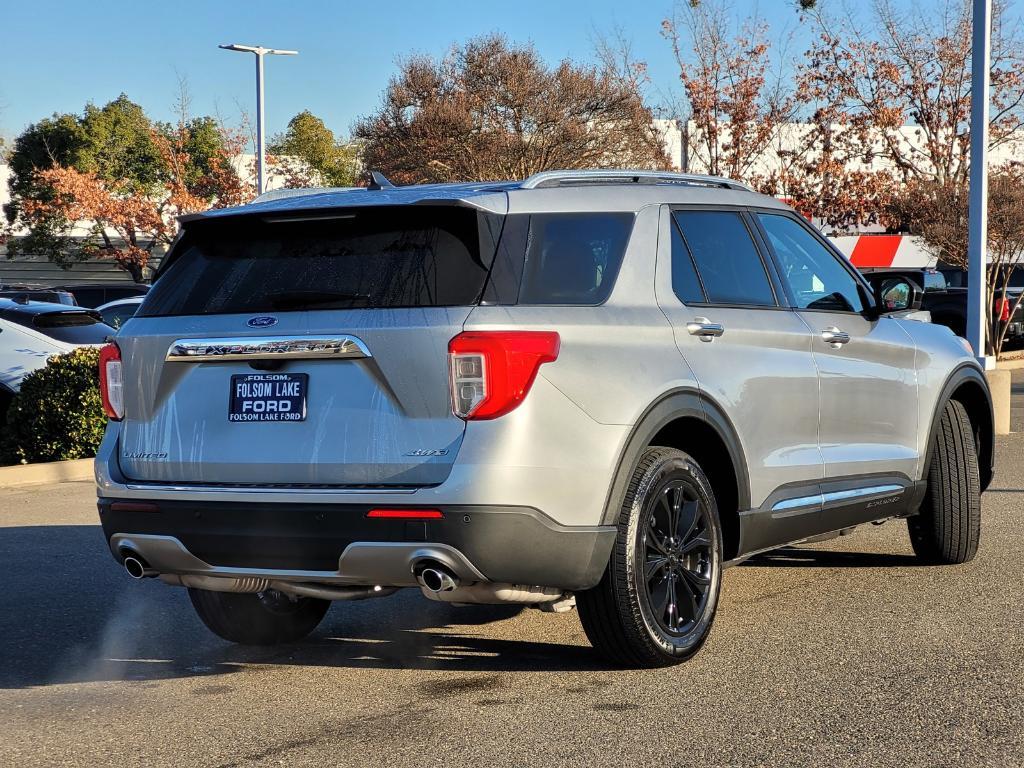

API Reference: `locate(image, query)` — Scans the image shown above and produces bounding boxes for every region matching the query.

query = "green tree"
[269,110,359,187]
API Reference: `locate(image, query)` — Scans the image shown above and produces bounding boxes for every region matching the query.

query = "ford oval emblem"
[247,316,278,329]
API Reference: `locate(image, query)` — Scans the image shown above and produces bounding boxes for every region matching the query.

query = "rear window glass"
[923,271,947,291]
[140,206,498,316]
[517,213,633,305]
[31,313,112,344]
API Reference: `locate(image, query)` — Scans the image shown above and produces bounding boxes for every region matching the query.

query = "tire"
[907,399,981,564]
[577,447,723,668]
[188,588,330,645]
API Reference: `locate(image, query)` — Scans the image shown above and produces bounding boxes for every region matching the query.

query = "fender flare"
[922,363,994,491]
[599,388,751,526]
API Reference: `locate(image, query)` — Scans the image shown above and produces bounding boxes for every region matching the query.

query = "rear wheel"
[578,447,723,668]
[907,399,981,564]
[188,588,330,645]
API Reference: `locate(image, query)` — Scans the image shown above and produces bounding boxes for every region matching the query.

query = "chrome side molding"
[771,484,905,515]
[165,335,371,362]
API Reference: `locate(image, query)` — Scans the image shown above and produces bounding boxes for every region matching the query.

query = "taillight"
[997,298,1011,323]
[98,343,124,420]
[448,331,560,420]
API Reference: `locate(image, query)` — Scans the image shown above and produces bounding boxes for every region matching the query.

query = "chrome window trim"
[165,335,371,362]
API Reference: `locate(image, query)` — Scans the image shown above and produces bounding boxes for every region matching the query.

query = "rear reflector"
[366,508,444,520]
[109,502,160,513]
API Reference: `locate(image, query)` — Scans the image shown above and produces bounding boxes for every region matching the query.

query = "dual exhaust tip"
[120,549,155,580]
[415,563,459,593]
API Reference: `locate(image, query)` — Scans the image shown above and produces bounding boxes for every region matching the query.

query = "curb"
[0,458,94,488]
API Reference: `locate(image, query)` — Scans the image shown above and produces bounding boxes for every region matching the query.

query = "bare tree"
[352,34,670,184]
[662,0,797,183]
[902,166,1024,356]
[800,0,1024,192]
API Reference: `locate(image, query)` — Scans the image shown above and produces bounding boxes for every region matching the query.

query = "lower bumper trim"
[100,500,616,591]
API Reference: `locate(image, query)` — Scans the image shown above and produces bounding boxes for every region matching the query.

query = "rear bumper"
[99,498,616,591]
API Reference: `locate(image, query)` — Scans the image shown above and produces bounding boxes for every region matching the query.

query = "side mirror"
[878,276,924,313]
[862,275,923,318]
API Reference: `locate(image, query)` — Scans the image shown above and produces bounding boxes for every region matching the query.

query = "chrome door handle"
[821,327,851,348]
[687,317,725,342]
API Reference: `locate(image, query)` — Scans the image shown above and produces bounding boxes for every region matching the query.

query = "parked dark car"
[860,266,1024,342]
[47,283,149,309]
[0,298,116,345]
[0,286,77,305]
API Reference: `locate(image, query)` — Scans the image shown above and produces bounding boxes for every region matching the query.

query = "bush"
[1,347,106,465]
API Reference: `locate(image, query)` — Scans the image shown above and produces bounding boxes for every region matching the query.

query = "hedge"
[1,347,106,465]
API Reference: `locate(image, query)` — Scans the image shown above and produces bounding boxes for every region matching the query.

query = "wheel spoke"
[645,555,669,582]
[677,499,702,542]
[682,565,711,589]
[676,571,700,622]
[666,574,679,628]
[667,487,683,542]
[645,528,671,557]
[650,575,671,618]
[679,531,711,555]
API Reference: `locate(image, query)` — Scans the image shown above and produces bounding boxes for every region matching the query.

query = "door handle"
[821,327,851,348]
[687,317,725,342]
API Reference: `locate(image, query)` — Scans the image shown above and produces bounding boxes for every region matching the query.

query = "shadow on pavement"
[0,524,603,690]
[745,546,922,569]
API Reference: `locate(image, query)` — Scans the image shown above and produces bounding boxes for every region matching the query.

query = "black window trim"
[749,209,878,316]
[668,204,785,311]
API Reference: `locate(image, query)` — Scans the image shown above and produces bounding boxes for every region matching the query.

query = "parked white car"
[95,296,144,330]
[0,318,75,413]
[0,299,115,418]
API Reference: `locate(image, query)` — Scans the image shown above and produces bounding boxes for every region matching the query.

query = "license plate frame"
[228,372,308,423]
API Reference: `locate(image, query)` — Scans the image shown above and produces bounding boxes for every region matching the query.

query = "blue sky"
[0,0,814,143]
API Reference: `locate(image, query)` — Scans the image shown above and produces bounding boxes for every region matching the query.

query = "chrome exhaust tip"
[416,565,459,593]
[120,551,154,579]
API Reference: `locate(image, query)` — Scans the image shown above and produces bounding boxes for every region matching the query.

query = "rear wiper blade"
[267,290,373,309]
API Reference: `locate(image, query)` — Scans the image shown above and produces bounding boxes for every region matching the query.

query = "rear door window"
[672,211,776,306]
[140,206,499,317]
[669,217,706,304]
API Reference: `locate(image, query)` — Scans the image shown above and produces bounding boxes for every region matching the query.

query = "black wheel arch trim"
[600,388,751,526]
[925,363,994,492]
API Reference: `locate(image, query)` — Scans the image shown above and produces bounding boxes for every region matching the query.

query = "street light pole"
[218,43,298,196]
[967,0,992,367]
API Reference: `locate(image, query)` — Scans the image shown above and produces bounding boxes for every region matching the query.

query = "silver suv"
[96,170,993,667]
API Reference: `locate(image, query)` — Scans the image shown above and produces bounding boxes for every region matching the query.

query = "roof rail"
[519,169,754,192]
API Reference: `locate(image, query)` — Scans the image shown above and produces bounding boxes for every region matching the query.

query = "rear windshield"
[31,312,113,344]
[141,206,500,316]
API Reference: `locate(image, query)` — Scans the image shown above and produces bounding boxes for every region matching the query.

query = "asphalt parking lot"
[2,384,1023,767]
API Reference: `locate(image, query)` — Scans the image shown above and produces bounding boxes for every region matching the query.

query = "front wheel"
[577,447,723,668]
[907,399,981,564]
[188,588,330,645]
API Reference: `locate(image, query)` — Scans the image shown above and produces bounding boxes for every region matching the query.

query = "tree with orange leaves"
[662,1,797,184]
